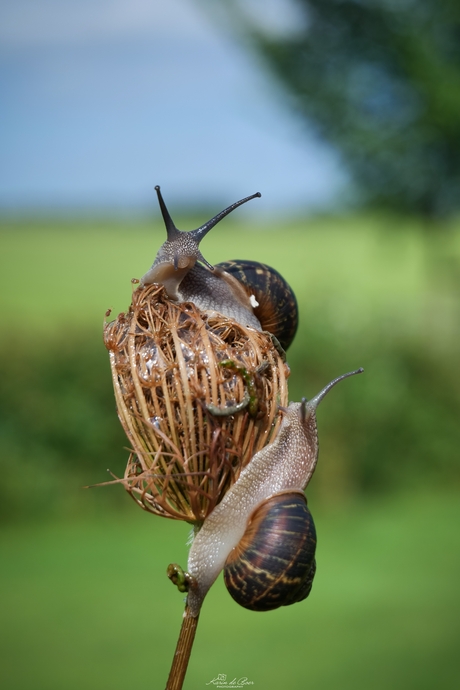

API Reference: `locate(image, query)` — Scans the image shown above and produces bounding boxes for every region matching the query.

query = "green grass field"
[1,214,459,338]
[1,489,459,690]
[0,216,460,331]
[1,215,459,689]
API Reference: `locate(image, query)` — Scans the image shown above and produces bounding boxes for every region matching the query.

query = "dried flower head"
[104,283,289,524]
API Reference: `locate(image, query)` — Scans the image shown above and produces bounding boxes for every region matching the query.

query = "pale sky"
[0,0,345,214]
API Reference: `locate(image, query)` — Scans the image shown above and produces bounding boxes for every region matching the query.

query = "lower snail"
[186,368,364,617]
[140,186,298,351]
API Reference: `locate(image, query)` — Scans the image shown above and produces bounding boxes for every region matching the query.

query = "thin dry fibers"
[104,283,289,523]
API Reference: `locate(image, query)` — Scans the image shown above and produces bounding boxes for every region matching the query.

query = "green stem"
[165,605,200,690]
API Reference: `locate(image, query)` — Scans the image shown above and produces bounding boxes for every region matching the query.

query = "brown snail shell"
[223,491,316,612]
[216,260,299,352]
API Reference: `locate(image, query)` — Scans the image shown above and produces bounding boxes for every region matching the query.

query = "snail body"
[170,262,262,331]
[186,368,363,616]
[141,187,298,349]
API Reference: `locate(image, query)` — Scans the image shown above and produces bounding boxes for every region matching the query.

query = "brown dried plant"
[103,283,289,525]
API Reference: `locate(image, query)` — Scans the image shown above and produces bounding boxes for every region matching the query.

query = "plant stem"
[165,605,200,690]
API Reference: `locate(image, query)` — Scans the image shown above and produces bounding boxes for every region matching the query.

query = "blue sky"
[0,0,345,214]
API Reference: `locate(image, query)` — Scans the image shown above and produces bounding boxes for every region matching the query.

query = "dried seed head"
[104,284,289,524]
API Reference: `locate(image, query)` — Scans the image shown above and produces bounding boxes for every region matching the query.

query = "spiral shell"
[216,260,298,351]
[223,491,316,611]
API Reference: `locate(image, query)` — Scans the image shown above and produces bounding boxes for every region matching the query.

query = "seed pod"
[104,283,289,523]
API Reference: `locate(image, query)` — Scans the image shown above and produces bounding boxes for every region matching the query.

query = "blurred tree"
[209,0,460,216]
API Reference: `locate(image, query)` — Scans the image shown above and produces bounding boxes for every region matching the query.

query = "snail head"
[140,186,261,299]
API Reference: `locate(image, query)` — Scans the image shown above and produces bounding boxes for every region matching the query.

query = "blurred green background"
[1,214,459,689]
[2,0,460,688]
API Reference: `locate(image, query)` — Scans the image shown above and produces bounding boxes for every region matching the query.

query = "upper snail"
[141,186,298,351]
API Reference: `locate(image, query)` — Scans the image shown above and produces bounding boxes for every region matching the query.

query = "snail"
[185,367,364,616]
[141,186,298,350]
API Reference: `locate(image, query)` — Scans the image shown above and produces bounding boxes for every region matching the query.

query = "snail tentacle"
[140,187,261,299]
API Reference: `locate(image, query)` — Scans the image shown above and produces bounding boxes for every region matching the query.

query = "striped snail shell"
[216,260,298,352]
[139,187,297,347]
[224,491,316,611]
